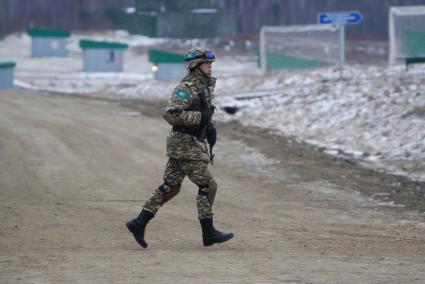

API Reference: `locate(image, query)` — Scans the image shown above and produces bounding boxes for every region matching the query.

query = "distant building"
[148,49,186,80]
[27,28,71,57]
[0,62,16,89]
[79,40,129,72]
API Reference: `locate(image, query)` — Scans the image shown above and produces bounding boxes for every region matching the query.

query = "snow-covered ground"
[1,31,424,181]
[216,66,425,181]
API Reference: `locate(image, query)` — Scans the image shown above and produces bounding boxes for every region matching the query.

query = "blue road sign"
[318,11,363,25]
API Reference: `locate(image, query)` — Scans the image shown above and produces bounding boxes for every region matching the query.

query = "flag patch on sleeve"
[175,90,189,101]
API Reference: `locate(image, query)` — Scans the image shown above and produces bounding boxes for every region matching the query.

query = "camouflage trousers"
[143,158,217,219]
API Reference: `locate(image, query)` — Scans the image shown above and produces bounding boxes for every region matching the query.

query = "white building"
[148,48,186,80]
[0,62,16,89]
[27,28,70,57]
[79,39,129,72]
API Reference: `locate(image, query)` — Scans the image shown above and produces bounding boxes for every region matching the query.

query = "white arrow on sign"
[318,11,364,25]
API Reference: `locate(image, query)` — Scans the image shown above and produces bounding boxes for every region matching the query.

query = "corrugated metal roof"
[148,48,185,64]
[27,28,71,38]
[0,62,16,69]
[79,39,129,50]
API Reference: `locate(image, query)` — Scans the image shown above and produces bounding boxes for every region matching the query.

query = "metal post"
[260,26,267,74]
[339,24,345,79]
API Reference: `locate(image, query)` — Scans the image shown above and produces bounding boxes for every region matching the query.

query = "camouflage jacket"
[164,71,216,161]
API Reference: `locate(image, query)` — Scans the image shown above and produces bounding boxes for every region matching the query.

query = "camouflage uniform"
[143,69,217,219]
[126,47,233,248]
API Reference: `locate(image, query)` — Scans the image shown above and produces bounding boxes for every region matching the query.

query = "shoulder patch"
[175,89,190,101]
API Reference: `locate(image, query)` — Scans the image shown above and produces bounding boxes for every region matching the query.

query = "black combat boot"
[126,209,154,248]
[200,218,234,247]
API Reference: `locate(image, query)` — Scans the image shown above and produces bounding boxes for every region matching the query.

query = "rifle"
[197,86,216,164]
[197,86,209,142]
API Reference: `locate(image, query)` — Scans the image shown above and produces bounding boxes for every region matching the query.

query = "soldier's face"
[199,62,212,76]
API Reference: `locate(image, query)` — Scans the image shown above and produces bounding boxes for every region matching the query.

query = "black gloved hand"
[167,108,183,117]
[200,111,211,129]
[200,105,215,123]
[207,122,217,147]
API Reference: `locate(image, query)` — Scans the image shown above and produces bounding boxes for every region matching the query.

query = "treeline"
[214,0,425,39]
[1,0,424,39]
[0,0,133,37]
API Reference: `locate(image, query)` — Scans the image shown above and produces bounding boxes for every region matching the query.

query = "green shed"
[27,28,71,57]
[0,61,16,89]
[79,39,129,72]
[148,49,186,80]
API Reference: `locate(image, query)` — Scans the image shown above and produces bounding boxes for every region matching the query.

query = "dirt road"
[1,90,424,284]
